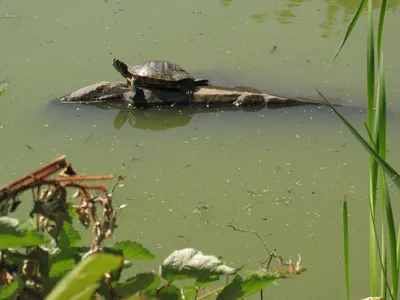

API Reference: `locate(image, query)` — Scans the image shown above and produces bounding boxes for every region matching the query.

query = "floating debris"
[0,78,10,96]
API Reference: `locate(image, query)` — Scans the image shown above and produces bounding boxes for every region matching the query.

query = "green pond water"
[1,0,400,299]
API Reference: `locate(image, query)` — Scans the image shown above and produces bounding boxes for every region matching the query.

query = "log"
[59,81,331,107]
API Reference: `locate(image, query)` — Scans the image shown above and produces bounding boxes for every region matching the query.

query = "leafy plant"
[0,156,304,299]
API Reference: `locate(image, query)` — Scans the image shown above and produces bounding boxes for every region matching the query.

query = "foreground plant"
[327,0,399,299]
[0,156,304,299]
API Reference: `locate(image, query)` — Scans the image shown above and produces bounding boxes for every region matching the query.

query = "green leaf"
[112,241,155,260]
[343,196,350,300]
[46,253,123,300]
[113,272,160,297]
[158,285,181,300]
[59,221,82,248]
[50,255,76,278]
[384,180,398,300]
[331,0,366,64]
[315,90,400,190]
[195,275,220,288]
[160,248,236,281]
[217,272,278,300]
[183,286,198,299]
[67,203,79,220]
[240,272,278,297]
[0,217,51,249]
[0,273,24,300]
[377,0,387,62]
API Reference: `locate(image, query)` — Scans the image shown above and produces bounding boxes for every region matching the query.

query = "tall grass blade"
[397,225,400,276]
[363,119,374,146]
[366,1,377,294]
[366,0,375,128]
[368,198,394,300]
[343,194,350,300]
[377,0,388,62]
[331,0,367,64]
[380,173,387,300]
[315,90,400,189]
[374,50,387,300]
[384,180,398,299]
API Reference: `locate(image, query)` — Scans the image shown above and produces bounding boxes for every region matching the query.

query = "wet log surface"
[60,81,331,108]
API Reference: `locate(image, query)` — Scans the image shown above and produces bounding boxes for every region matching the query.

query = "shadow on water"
[49,98,295,131]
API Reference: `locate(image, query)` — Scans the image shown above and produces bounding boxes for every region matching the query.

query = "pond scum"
[0,155,305,299]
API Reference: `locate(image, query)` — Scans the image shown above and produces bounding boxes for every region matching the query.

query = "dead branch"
[0,155,120,255]
[0,156,68,202]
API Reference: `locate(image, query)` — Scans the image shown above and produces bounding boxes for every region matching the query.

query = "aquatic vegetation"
[325,0,399,299]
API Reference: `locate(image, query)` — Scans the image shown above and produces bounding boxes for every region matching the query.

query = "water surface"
[1,0,400,299]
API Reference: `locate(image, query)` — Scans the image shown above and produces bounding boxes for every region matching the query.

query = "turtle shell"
[129,61,195,88]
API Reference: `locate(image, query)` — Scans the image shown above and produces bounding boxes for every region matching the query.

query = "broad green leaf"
[195,275,220,287]
[183,286,198,299]
[217,275,243,299]
[240,272,278,297]
[46,253,123,300]
[67,203,79,220]
[0,217,51,249]
[59,221,82,248]
[160,248,236,281]
[217,272,278,300]
[124,296,142,300]
[158,285,181,300]
[0,273,24,300]
[113,272,160,297]
[112,241,155,260]
[49,256,76,278]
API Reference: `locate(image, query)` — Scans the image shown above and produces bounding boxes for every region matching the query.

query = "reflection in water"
[112,107,196,131]
[318,0,398,37]
[219,0,233,8]
[111,105,266,131]
[241,0,400,36]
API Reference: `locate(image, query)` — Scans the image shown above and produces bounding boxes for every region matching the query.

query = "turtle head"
[113,58,133,83]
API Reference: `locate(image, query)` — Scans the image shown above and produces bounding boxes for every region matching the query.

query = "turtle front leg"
[130,79,137,99]
[179,80,197,104]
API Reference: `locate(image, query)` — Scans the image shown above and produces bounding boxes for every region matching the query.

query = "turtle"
[112,58,208,103]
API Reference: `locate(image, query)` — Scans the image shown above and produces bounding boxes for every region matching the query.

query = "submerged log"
[60,81,329,107]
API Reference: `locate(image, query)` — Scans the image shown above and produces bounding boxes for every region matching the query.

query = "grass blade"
[368,197,395,300]
[331,0,367,64]
[380,172,387,300]
[343,194,350,300]
[384,179,399,299]
[397,225,400,279]
[315,90,400,189]
[366,0,375,128]
[367,0,378,288]
[377,0,388,62]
